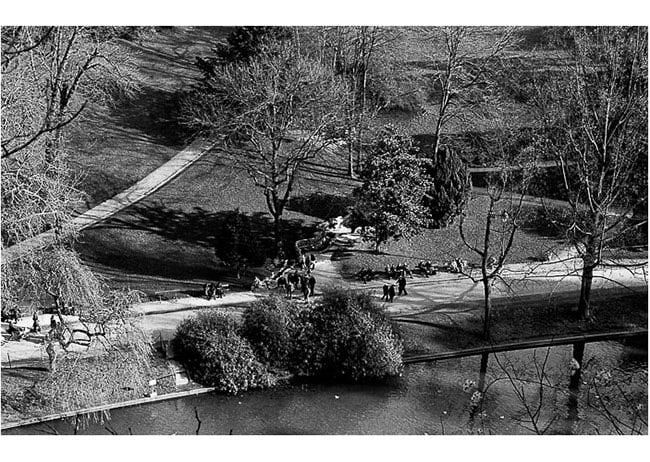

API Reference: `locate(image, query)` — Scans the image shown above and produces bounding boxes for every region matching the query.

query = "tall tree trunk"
[348,143,355,178]
[578,263,594,320]
[482,278,492,340]
[478,352,489,391]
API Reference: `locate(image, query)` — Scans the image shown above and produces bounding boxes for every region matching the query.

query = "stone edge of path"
[1,138,218,265]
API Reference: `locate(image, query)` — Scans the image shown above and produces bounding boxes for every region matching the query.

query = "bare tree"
[299,27,406,177]
[2,26,141,246]
[418,27,519,161]
[459,129,537,339]
[1,27,146,355]
[529,27,648,319]
[180,50,348,253]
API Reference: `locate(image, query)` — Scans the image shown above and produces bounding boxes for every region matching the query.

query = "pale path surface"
[2,255,647,365]
[1,138,217,265]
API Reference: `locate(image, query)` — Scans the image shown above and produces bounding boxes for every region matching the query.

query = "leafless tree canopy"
[181,50,349,249]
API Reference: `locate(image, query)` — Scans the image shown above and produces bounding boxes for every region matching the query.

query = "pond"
[6,339,647,435]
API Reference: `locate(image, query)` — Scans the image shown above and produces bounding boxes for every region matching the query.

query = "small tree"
[459,130,537,340]
[181,50,348,254]
[352,127,432,252]
[213,209,265,278]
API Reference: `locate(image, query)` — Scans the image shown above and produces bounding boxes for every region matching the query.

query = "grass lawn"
[75,146,359,293]
[65,27,232,208]
[396,288,648,357]
[334,195,564,278]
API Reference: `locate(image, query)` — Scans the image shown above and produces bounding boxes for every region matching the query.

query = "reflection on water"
[5,340,647,435]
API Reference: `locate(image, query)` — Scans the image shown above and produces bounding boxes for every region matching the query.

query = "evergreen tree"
[352,127,432,252]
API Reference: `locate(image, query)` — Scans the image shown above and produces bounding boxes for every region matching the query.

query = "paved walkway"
[2,253,646,366]
[1,138,217,265]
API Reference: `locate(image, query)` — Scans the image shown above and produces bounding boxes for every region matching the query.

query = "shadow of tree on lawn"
[79,202,317,282]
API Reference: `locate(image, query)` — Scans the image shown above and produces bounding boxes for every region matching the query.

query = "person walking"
[388,284,396,303]
[382,284,389,301]
[397,275,408,296]
[308,274,316,296]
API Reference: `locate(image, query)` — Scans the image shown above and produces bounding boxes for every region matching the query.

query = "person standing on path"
[382,284,389,301]
[308,274,316,296]
[397,275,408,296]
[388,284,396,303]
[286,281,294,300]
[32,311,41,333]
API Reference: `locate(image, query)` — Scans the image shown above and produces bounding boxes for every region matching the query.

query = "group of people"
[204,282,225,300]
[416,260,437,276]
[298,253,317,272]
[381,274,409,303]
[448,258,468,274]
[6,310,60,341]
[384,263,414,279]
[277,270,316,301]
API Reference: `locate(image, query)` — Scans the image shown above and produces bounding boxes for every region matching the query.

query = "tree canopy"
[352,127,432,251]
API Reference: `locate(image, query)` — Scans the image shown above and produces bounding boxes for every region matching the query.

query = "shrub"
[296,288,403,381]
[172,311,275,394]
[241,296,304,370]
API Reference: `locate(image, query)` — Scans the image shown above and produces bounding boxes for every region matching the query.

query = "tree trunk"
[578,262,594,320]
[569,341,585,390]
[478,352,489,391]
[273,214,283,257]
[348,143,355,178]
[482,279,492,340]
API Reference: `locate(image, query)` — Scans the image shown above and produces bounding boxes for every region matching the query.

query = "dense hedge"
[241,296,304,370]
[295,289,403,381]
[174,289,404,392]
[172,311,275,394]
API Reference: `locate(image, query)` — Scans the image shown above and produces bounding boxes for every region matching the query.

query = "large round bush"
[241,296,304,371]
[297,288,403,381]
[172,311,274,394]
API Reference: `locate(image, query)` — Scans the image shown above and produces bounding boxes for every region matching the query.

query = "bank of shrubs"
[173,288,403,394]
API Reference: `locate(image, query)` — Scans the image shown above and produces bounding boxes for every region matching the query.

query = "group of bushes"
[172,288,403,394]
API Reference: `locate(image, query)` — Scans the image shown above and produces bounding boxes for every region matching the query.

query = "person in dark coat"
[382,284,389,301]
[388,284,396,303]
[32,311,41,333]
[397,275,408,296]
[301,278,310,302]
[50,315,57,330]
[286,281,294,300]
[308,274,316,296]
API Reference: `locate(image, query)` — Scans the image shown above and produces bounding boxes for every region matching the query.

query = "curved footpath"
[3,253,645,366]
[1,138,217,266]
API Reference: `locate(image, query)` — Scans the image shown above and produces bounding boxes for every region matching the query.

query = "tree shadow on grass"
[110,87,193,149]
[286,192,355,221]
[78,202,316,282]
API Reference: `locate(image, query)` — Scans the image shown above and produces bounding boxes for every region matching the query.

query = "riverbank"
[2,286,646,429]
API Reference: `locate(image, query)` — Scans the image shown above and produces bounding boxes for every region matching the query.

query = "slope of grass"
[65,27,231,208]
